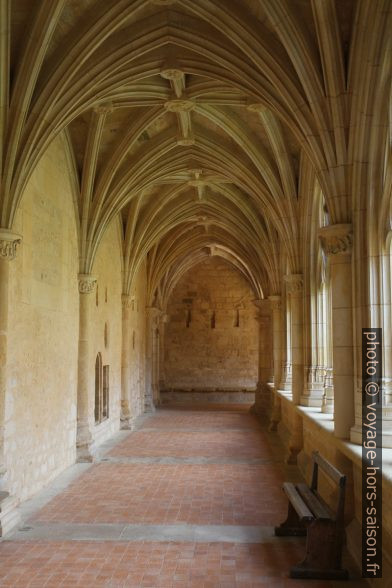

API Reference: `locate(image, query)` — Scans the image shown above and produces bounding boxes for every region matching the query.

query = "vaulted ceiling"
[1,0,390,305]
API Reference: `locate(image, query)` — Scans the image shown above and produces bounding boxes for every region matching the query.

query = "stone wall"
[164,257,258,391]
[90,219,123,446]
[7,135,79,501]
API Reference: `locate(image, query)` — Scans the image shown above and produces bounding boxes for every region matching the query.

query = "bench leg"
[290,520,349,580]
[274,501,307,536]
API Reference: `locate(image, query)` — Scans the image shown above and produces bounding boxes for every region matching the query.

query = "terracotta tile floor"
[109,430,273,459]
[32,463,285,526]
[140,410,260,431]
[0,540,340,587]
[0,405,365,587]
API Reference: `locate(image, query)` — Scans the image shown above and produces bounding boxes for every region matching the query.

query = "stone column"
[76,274,97,462]
[0,230,22,536]
[268,295,282,430]
[158,313,169,398]
[284,274,304,405]
[279,293,292,391]
[145,306,161,412]
[319,224,354,438]
[120,294,133,429]
[252,299,273,416]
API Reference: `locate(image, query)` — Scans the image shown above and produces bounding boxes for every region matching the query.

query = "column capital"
[268,294,281,311]
[146,306,164,321]
[78,274,97,294]
[284,273,303,293]
[160,313,170,324]
[0,230,22,261]
[318,223,353,256]
[121,294,135,309]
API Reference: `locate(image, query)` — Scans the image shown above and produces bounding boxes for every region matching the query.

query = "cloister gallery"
[0,0,391,586]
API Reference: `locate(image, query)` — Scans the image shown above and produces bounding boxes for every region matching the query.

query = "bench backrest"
[310,451,346,523]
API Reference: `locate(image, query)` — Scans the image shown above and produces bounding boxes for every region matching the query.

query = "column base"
[76,443,96,463]
[144,400,156,413]
[0,491,20,537]
[120,416,133,430]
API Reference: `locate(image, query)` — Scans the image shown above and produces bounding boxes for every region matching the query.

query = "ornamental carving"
[78,274,97,294]
[93,103,114,116]
[318,224,353,256]
[122,294,135,309]
[0,231,22,260]
[164,99,195,113]
[284,274,303,294]
[268,295,281,311]
[161,69,183,80]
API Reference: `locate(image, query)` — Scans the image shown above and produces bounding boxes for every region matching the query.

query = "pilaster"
[76,274,97,462]
[268,295,282,430]
[284,274,304,405]
[0,230,22,536]
[120,294,133,429]
[251,299,273,417]
[319,224,354,438]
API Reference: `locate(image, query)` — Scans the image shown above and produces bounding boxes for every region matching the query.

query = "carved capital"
[146,306,163,320]
[121,294,135,309]
[0,231,22,261]
[318,223,353,256]
[268,295,281,311]
[284,273,303,294]
[165,99,194,113]
[78,274,97,294]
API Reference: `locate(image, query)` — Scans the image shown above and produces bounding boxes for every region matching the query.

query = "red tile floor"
[0,405,366,587]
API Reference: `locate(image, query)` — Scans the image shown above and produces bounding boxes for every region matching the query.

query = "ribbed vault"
[0,0,390,302]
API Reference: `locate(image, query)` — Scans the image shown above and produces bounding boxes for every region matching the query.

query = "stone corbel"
[0,230,22,261]
[318,223,353,256]
[78,274,97,294]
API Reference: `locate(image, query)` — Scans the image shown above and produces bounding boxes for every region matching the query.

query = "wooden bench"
[275,451,349,580]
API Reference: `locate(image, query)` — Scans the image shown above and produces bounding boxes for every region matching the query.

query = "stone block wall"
[7,135,79,501]
[164,257,258,391]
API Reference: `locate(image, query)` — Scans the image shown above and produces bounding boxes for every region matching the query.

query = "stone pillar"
[322,281,334,413]
[145,306,162,412]
[0,230,22,536]
[120,294,133,429]
[284,274,304,405]
[279,293,292,391]
[76,274,97,462]
[158,313,169,399]
[252,299,273,416]
[319,224,354,438]
[268,295,282,430]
